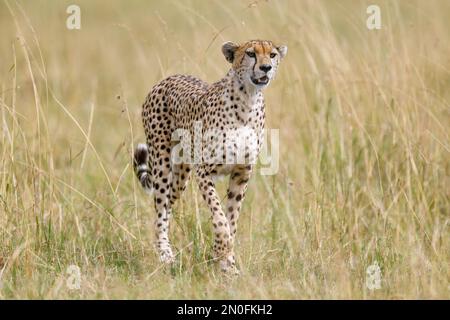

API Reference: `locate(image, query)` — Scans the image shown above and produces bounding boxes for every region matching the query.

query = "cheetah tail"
[133,143,153,194]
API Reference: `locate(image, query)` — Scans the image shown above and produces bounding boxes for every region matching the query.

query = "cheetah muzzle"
[251,75,269,86]
[134,40,287,274]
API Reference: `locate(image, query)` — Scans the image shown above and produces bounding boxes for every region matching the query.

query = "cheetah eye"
[246,51,256,58]
[270,52,277,58]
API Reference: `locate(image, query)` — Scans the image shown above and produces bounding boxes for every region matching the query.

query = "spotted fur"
[134,40,287,273]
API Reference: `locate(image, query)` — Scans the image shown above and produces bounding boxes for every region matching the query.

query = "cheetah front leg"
[195,168,236,273]
[225,165,252,267]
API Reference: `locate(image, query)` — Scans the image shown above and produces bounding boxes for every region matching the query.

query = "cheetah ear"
[277,45,288,59]
[222,41,239,63]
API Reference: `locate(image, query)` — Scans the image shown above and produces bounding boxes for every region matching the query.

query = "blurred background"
[0,0,448,298]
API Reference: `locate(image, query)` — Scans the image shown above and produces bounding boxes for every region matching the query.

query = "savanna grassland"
[0,0,449,299]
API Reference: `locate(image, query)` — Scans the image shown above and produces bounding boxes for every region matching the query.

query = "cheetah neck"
[221,69,265,127]
[226,69,264,110]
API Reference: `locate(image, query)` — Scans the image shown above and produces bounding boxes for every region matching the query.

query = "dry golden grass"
[0,0,449,299]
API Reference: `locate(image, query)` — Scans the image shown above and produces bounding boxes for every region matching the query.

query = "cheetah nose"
[259,64,272,73]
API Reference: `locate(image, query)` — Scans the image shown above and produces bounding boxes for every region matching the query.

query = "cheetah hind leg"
[134,143,174,264]
[149,136,177,265]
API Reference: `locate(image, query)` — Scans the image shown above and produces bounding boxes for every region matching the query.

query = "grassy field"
[0,0,449,299]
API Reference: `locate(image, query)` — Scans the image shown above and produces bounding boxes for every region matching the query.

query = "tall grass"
[0,0,448,299]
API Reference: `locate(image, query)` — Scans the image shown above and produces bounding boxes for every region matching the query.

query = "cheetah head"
[222,40,287,90]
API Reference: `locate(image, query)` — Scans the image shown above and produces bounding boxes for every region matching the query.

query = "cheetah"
[134,40,287,273]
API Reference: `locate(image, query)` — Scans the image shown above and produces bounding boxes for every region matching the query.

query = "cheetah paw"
[159,249,175,264]
[219,256,240,275]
